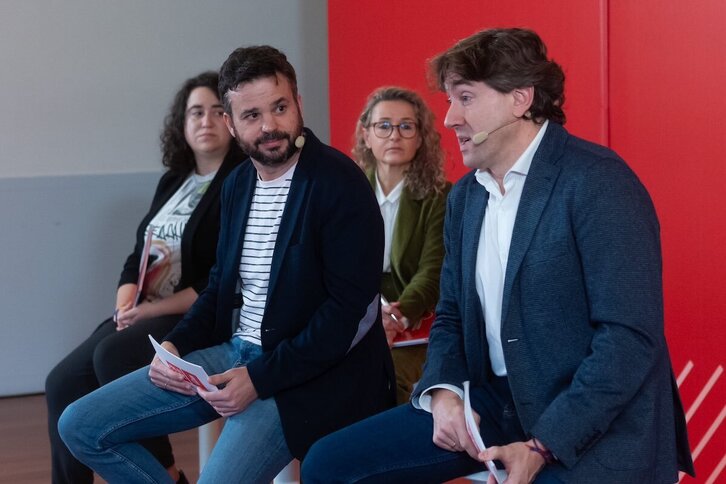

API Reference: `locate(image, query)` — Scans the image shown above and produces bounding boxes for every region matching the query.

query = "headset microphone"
[471,131,491,145]
[294,135,306,149]
[471,117,521,145]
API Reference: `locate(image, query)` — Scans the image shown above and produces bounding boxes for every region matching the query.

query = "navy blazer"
[416,123,694,483]
[166,129,396,457]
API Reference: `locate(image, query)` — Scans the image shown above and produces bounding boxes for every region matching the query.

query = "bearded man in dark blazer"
[58,45,395,483]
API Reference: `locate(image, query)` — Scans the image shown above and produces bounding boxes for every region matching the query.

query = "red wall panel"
[329,1,724,481]
[609,1,726,480]
[328,0,607,180]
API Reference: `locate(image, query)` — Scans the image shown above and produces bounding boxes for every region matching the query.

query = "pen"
[380,295,400,324]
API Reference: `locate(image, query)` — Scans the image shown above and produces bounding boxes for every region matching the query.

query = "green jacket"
[368,170,450,323]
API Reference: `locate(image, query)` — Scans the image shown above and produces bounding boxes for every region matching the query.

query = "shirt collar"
[475,120,549,191]
[257,161,298,185]
[375,173,405,205]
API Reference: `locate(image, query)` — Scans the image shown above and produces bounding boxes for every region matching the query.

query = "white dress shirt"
[415,121,549,411]
[375,174,404,273]
[475,120,548,376]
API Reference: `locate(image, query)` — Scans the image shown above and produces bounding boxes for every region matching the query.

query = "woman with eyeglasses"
[45,71,244,484]
[354,86,450,404]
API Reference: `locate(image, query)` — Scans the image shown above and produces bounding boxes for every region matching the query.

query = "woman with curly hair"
[45,71,244,484]
[354,86,450,403]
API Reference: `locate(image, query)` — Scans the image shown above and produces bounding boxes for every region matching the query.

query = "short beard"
[233,116,303,167]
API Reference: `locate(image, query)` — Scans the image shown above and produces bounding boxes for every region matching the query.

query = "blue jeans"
[301,380,564,483]
[59,338,292,483]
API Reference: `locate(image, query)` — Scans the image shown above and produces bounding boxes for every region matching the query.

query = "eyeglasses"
[369,121,418,139]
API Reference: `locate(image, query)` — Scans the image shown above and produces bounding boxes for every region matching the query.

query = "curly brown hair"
[431,28,566,125]
[160,71,232,173]
[353,87,446,200]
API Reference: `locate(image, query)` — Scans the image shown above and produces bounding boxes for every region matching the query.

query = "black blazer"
[166,129,396,457]
[118,145,244,295]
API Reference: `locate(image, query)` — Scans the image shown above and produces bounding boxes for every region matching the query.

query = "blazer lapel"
[461,177,490,382]
[461,179,488,317]
[391,187,418,267]
[461,177,489,291]
[266,151,310,302]
[501,126,563,325]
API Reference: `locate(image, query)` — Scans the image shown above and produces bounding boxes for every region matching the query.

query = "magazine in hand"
[133,225,155,308]
[149,335,217,392]
[463,381,505,483]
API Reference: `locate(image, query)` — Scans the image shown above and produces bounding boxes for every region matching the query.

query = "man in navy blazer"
[302,28,694,483]
[59,46,395,483]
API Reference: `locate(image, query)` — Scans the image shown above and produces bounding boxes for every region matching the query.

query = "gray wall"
[0,0,329,396]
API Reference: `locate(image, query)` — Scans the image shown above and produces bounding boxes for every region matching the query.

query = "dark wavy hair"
[431,28,566,124]
[160,71,227,173]
[353,87,446,200]
[218,45,298,114]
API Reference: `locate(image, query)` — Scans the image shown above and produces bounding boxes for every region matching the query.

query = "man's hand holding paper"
[148,335,217,395]
[198,366,258,417]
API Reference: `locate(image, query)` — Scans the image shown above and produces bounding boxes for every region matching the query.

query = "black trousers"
[45,314,183,484]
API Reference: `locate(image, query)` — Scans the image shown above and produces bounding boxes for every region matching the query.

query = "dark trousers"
[390,344,427,404]
[302,377,563,483]
[45,314,182,484]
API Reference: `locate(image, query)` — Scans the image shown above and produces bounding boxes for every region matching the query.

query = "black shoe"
[177,470,189,484]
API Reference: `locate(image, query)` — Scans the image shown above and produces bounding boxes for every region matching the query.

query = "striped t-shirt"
[234,162,296,345]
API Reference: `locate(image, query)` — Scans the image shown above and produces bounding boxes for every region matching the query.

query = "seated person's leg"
[58,341,237,483]
[303,377,542,484]
[45,318,116,484]
[198,395,293,483]
[92,314,183,472]
[301,403,484,483]
[92,314,182,383]
[391,345,428,404]
[197,340,293,482]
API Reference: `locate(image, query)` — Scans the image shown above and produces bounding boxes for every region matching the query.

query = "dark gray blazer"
[416,123,694,483]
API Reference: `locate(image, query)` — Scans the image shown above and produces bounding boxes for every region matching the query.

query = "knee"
[45,363,62,400]
[45,361,75,414]
[301,435,348,484]
[57,400,90,458]
[92,336,127,384]
[300,443,326,483]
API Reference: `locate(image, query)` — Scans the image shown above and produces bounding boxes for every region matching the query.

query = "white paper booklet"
[463,380,506,484]
[149,335,218,392]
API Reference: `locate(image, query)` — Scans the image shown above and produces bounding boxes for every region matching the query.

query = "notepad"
[391,314,434,347]
[381,294,434,348]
